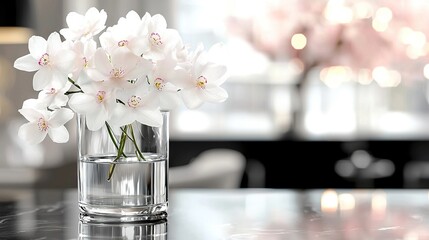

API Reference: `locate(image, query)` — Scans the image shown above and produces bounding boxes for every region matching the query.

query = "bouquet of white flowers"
[14,7,228,147]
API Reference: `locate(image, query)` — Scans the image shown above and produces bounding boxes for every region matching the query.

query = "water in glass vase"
[78,154,168,223]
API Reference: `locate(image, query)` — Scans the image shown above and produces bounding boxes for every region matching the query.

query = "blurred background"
[2,0,429,189]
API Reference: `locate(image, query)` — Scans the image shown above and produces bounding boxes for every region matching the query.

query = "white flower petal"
[18,108,43,122]
[110,104,134,127]
[68,93,99,114]
[99,32,114,52]
[49,94,69,108]
[151,14,167,30]
[86,68,107,82]
[201,85,228,103]
[86,8,107,36]
[22,98,47,110]
[166,68,191,88]
[53,49,76,73]
[180,88,204,109]
[128,39,147,56]
[135,108,162,127]
[59,28,73,41]
[159,91,181,110]
[204,64,227,85]
[50,68,68,89]
[28,36,47,59]
[163,29,181,49]
[94,48,112,75]
[33,68,53,91]
[48,126,69,143]
[18,122,47,144]
[125,58,152,80]
[193,52,208,76]
[86,109,108,131]
[13,54,39,72]
[86,7,101,19]
[162,82,180,92]
[144,49,165,61]
[66,12,85,31]
[49,108,74,127]
[47,32,62,55]
[111,48,138,70]
[84,39,97,57]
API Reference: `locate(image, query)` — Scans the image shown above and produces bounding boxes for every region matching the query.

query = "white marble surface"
[1,188,429,239]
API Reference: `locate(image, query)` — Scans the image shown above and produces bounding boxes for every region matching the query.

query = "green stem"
[105,122,128,158]
[107,125,128,181]
[65,90,84,95]
[105,122,121,154]
[68,77,82,90]
[129,124,145,161]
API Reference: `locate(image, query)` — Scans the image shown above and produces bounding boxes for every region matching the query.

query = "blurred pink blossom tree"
[226,0,429,85]
[224,0,429,135]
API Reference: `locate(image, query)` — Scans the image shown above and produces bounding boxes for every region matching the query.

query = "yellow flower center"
[83,57,89,68]
[38,53,50,66]
[127,95,141,108]
[110,68,125,79]
[96,91,106,103]
[37,117,49,132]
[196,76,207,89]
[150,32,163,46]
[154,78,165,91]
[118,40,128,47]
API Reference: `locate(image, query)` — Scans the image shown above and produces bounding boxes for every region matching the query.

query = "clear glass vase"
[78,220,167,239]
[77,111,169,223]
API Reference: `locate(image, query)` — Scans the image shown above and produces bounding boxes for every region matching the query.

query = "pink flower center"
[37,117,49,132]
[127,95,141,108]
[110,68,125,79]
[150,32,163,46]
[38,53,50,66]
[196,76,207,89]
[154,78,165,90]
[46,87,56,95]
[96,91,106,103]
[118,40,128,47]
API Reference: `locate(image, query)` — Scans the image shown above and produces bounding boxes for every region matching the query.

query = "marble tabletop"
[0,188,429,239]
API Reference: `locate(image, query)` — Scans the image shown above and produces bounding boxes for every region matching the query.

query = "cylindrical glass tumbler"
[77,111,169,223]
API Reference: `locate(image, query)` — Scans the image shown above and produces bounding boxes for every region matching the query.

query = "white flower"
[22,98,48,111]
[68,39,97,84]
[14,7,229,148]
[18,107,74,144]
[60,7,107,41]
[13,32,76,91]
[87,47,152,88]
[100,11,148,56]
[68,82,116,131]
[142,13,182,61]
[38,81,72,109]
[147,56,185,110]
[174,51,229,109]
[110,83,162,128]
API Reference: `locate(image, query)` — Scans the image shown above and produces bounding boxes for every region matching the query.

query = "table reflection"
[1,188,429,239]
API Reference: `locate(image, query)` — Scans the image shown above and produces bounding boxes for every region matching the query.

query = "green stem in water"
[107,125,128,181]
